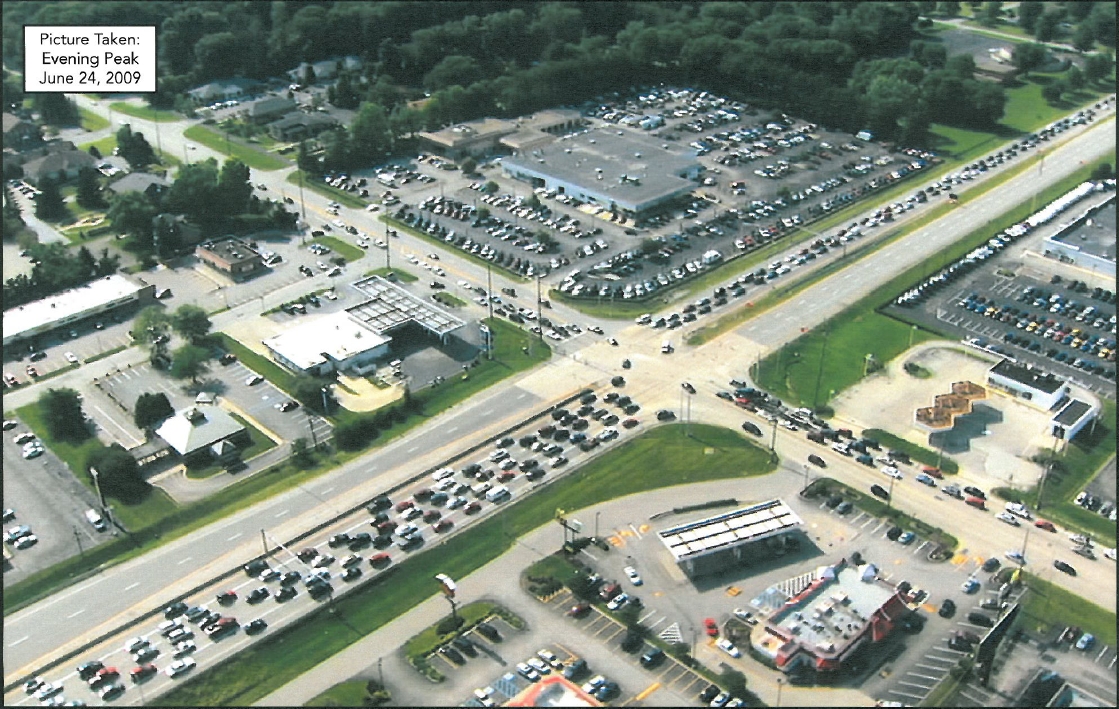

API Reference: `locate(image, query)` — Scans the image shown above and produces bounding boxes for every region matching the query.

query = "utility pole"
[536,276,543,341]
[261,528,268,556]
[73,527,84,557]
[307,408,318,449]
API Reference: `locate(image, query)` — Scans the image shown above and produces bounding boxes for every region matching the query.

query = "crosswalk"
[659,622,683,644]
[492,675,519,699]
[773,570,818,598]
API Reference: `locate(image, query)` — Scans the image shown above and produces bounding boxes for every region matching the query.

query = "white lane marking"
[67,609,84,619]
[447,426,458,434]
[8,635,29,647]
[124,582,139,591]
[319,487,334,495]
[897,681,933,689]
[407,446,418,453]
[227,532,243,541]
[177,557,193,565]
[275,510,288,518]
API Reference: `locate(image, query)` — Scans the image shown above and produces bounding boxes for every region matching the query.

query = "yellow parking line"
[638,524,651,533]
[634,682,661,701]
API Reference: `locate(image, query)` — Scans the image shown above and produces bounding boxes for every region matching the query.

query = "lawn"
[403,600,496,659]
[79,107,110,132]
[309,236,364,262]
[155,423,775,706]
[286,170,366,208]
[182,125,289,171]
[1019,571,1117,648]
[364,267,417,282]
[109,102,181,122]
[754,157,1114,411]
[304,681,372,707]
[78,135,117,157]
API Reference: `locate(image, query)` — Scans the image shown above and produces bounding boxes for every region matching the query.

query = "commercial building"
[2,274,154,348]
[501,127,702,220]
[1048,398,1099,442]
[263,311,391,377]
[499,109,586,153]
[1041,193,1116,276]
[196,238,266,280]
[657,499,804,577]
[985,359,1069,411]
[504,674,601,707]
[154,405,249,465]
[417,118,517,160]
[751,559,908,675]
[263,276,465,376]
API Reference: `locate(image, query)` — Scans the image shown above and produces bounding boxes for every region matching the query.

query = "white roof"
[657,499,804,562]
[3,274,145,344]
[155,405,245,456]
[263,311,389,371]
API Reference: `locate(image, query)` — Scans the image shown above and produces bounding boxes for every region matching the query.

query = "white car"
[21,444,44,460]
[995,512,1019,526]
[13,533,37,549]
[881,465,902,480]
[124,637,150,653]
[13,432,35,445]
[1004,550,1026,565]
[1104,547,1116,561]
[716,637,741,658]
[537,648,562,669]
[65,352,79,364]
[606,592,629,611]
[165,658,196,677]
[733,608,757,625]
[245,374,264,386]
[515,662,541,682]
[624,566,643,586]
[526,657,551,675]
[173,640,196,657]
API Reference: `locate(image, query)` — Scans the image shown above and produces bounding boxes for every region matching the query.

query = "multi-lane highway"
[4,96,1115,698]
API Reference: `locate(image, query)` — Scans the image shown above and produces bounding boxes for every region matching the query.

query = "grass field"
[78,135,117,158]
[182,125,289,171]
[309,236,364,262]
[754,156,1114,411]
[1019,571,1117,647]
[79,107,110,132]
[403,600,496,659]
[109,102,180,122]
[287,170,366,208]
[155,424,775,706]
[304,681,371,707]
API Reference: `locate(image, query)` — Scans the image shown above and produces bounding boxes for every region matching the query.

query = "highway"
[3,98,1115,698]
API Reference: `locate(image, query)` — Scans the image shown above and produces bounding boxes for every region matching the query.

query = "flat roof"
[262,311,390,371]
[1050,199,1116,263]
[989,359,1064,395]
[500,126,700,211]
[198,238,262,267]
[658,499,803,562]
[1053,399,1093,426]
[418,117,515,149]
[3,274,145,343]
[347,276,465,338]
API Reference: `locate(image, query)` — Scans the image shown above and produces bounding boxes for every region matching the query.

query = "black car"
[164,601,188,619]
[808,454,826,468]
[244,619,268,635]
[1053,560,1077,575]
[982,557,1001,573]
[280,571,302,586]
[939,599,956,618]
[348,532,373,550]
[963,486,986,499]
[699,684,721,703]
[825,495,843,509]
[439,645,465,664]
[870,484,890,500]
[451,636,477,656]
[275,586,298,602]
[475,622,500,642]
[640,647,665,668]
[77,660,105,679]
[835,501,853,514]
[367,495,392,513]
[247,587,270,604]
[563,658,587,679]
[328,533,350,547]
[741,421,762,436]
[886,526,903,541]
[657,409,676,421]
[967,612,994,627]
[611,375,625,387]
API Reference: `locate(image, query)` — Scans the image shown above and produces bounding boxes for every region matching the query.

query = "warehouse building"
[501,127,702,220]
[1041,194,1116,276]
[657,499,804,578]
[3,274,154,348]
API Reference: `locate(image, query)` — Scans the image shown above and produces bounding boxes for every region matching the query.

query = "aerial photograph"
[1,1,1115,707]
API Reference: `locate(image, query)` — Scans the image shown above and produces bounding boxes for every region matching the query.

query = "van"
[85,509,107,531]
[485,485,511,503]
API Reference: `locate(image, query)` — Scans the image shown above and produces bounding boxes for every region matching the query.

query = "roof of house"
[187,78,260,99]
[108,172,169,195]
[22,149,96,180]
[3,112,38,135]
[155,405,245,456]
[267,112,339,131]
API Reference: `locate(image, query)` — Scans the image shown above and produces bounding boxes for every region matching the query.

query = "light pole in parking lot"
[776,677,784,707]
[73,526,84,558]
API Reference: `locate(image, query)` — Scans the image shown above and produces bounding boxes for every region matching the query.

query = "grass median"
[109,102,180,122]
[155,423,776,706]
[1019,571,1117,647]
[183,125,289,171]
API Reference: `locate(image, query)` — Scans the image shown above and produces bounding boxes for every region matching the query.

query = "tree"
[76,166,105,209]
[1017,1,1044,32]
[217,159,253,216]
[34,176,67,221]
[34,93,79,125]
[1083,52,1114,82]
[40,388,88,443]
[170,344,211,383]
[1072,24,1096,53]
[107,191,157,241]
[1065,65,1086,91]
[1090,163,1113,180]
[171,305,212,343]
[1041,80,1064,103]
[460,156,477,175]
[1034,11,1061,43]
[134,392,174,430]
[133,305,171,344]
[115,124,156,169]
[482,181,499,194]
[291,375,335,414]
[87,443,147,502]
[979,2,1002,27]
[290,438,314,468]
[936,1,960,17]
[1013,43,1047,77]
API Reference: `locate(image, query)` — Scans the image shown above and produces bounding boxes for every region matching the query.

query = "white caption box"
[24,25,156,93]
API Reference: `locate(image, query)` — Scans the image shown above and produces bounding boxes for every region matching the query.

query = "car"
[611,376,625,387]
[886,525,902,541]
[100,683,125,700]
[247,587,270,603]
[996,511,1020,526]
[526,657,551,675]
[881,465,902,479]
[567,603,591,618]
[1053,559,1077,575]
[124,637,150,653]
[25,365,39,378]
[1075,633,1095,650]
[77,661,105,680]
[35,681,63,700]
[537,648,562,669]
[733,608,757,625]
[13,533,37,548]
[275,586,297,602]
[516,662,541,682]
[1034,519,1056,532]
[939,599,956,617]
[982,557,1001,572]
[657,409,676,421]
[596,680,620,701]
[699,684,722,703]
[369,552,392,567]
[716,637,741,657]
[606,592,630,611]
[704,617,719,637]
[915,472,936,486]
[434,519,454,533]
[961,578,980,594]
[641,647,665,668]
[835,500,853,514]
[165,658,196,677]
[312,553,335,568]
[963,486,986,499]
[130,663,157,682]
[5,524,32,543]
[216,590,237,605]
[1005,550,1026,565]
[967,612,994,627]
[173,640,196,657]
[244,619,268,634]
[710,691,731,707]
[624,566,643,585]
[245,374,264,386]
[65,351,79,364]
[897,531,916,545]
[276,399,299,412]
[808,454,826,468]
[280,571,302,586]
[581,675,606,694]
[13,431,36,445]
[133,644,160,662]
[465,502,482,514]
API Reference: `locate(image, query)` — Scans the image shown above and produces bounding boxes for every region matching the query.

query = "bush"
[435,615,464,635]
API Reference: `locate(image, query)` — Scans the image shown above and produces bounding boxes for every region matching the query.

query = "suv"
[640,647,665,668]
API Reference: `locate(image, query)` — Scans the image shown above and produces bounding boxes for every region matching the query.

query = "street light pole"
[595,511,601,541]
[73,526,84,557]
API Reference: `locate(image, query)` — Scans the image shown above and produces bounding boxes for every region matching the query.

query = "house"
[187,78,260,105]
[266,112,339,141]
[108,172,169,199]
[22,149,97,185]
[242,95,297,124]
[287,56,362,84]
[3,112,42,150]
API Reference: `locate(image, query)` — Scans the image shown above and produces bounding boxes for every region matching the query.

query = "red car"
[622,418,639,429]
[1034,519,1056,532]
[130,664,157,682]
[464,502,482,515]
[498,471,516,483]
[422,509,442,523]
[567,603,590,618]
[704,618,719,637]
[369,553,392,568]
[921,466,943,479]
[434,519,454,533]
[395,500,415,513]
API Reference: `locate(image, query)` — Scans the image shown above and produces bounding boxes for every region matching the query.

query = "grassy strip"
[305,681,373,707]
[861,429,959,475]
[364,267,417,282]
[994,400,1116,540]
[184,414,277,480]
[84,345,128,364]
[108,102,180,122]
[154,424,776,706]
[403,601,496,659]
[432,292,466,308]
[754,156,1112,410]
[182,125,289,171]
[382,216,528,282]
[1019,571,1117,647]
[78,107,110,132]
[805,477,959,550]
[286,170,366,208]
[309,236,364,262]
